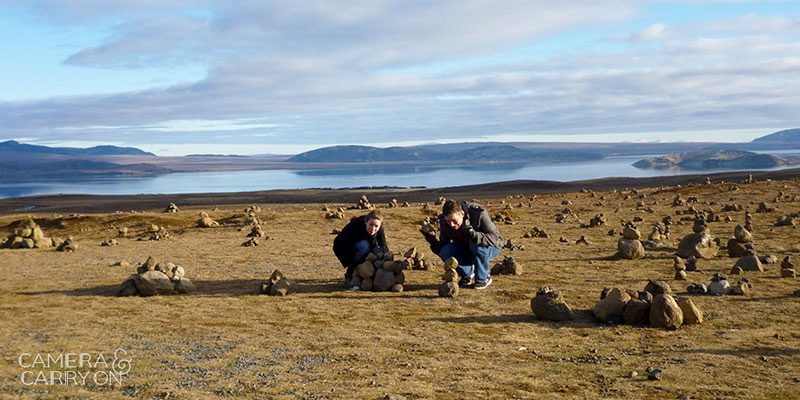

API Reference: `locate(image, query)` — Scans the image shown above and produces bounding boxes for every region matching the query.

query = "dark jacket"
[333,215,388,269]
[434,201,503,253]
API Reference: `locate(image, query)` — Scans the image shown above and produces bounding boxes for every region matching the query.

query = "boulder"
[708,280,731,296]
[622,298,651,325]
[174,278,197,294]
[356,262,375,280]
[373,269,396,292]
[649,294,683,329]
[269,278,295,296]
[438,282,459,298]
[134,271,174,296]
[677,232,718,260]
[677,298,703,324]
[726,239,749,258]
[781,268,797,278]
[644,280,673,297]
[117,274,139,297]
[734,252,763,272]
[530,287,573,322]
[617,238,645,260]
[593,288,630,323]
[622,226,641,240]
[733,225,753,243]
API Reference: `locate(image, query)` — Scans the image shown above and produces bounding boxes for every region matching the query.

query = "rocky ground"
[1,178,799,399]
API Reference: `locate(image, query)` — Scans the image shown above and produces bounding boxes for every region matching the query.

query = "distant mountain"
[286,144,603,163]
[633,150,800,170]
[0,140,154,156]
[751,128,800,143]
[0,159,170,180]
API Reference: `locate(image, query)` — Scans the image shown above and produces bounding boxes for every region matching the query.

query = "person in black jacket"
[422,199,502,289]
[333,210,388,286]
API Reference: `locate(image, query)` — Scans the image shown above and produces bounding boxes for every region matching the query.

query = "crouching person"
[422,199,503,289]
[333,210,388,287]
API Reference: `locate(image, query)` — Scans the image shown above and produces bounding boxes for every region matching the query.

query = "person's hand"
[461,223,478,240]
[420,224,438,245]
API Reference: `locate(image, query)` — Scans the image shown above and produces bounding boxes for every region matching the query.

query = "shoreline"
[2,167,799,215]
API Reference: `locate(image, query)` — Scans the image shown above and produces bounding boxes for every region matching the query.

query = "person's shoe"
[350,285,361,291]
[342,277,352,287]
[458,273,475,288]
[473,277,493,290]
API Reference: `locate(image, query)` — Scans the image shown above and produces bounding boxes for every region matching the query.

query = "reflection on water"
[3,154,800,199]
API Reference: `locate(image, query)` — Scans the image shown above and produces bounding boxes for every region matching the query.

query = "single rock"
[438,281,459,297]
[117,274,138,297]
[708,279,731,296]
[644,280,673,297]
[734,251,763,272]
[781,256,794,269]
[594,288,630,323]
[726,239,749,258]
[269,278,295,296]
[443,257,458,270]
[174,278,197,294]
[442,268,459,283]
[361,278,374,291]
[677,298,703,324]
[618,238,645,260]
[171,265,185,281]
[530,287,573,322]
[622,298,651,325]
[781,268,797,278]
[677,232,718,260]
[356,261,375,280]
[733,224,753,243]
[687,283,708,295]
[134,270,174,296]
[730,266,743,275]
[649,293,683,329]
[390,284,403,293]
[622,226,641,240]
[373,269,396,292]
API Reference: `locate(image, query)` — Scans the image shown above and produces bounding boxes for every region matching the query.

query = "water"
[3,152,800,199]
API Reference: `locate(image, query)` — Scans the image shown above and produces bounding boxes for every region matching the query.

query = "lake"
[4,152,800,199]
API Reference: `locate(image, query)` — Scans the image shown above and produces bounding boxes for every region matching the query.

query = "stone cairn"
[688,273,752,296]
[593,280,703,329]
[1,219,66,249]
[438,257,459,298]
[523,227,549,238]
[325,207,346,219]
[242,223,272,247]
[388,199,399,208]
[101,239,119,247]
[491,256,522,275]
[727,224,753,257]
[259,270,297,296]
[648,222,669,242]
[435,196,446,206]
[743,211,754,232]
[351,195,374,210]
[197,211,220,228]
[140,224,169,241]
[673,257,687,280]
[776,213,797,227]
[118,256,195,296]
[403,247,428,270]
[530,287,573,322]
[352,248,405,292]
[617,223,645,260]
[164,203,179,213]
[780,256,797,278]
[676,216,718,260]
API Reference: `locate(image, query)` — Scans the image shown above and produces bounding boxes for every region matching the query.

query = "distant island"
[632,150,800,170]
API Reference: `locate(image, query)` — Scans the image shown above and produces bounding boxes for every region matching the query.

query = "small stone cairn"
[776,214,797,227]
[352,248,405,292]
[438,257,459,298]
[388,199,399,208]
[677,217,717,260]
[688,273,751,296]
[523,227,549,238]
[617,223,645,260]
[197,211,220,227]
[648,222,669,242]
[164,203,179,213]
[780,256,797,278]
[1,219,61,249]
[530,287,573,321]
[118,256,195,296]
[435,196,446,206]
[325,207,346,219]
[491,256,522,275]
[673,257,687,280]
[351,195,374,210]
[260,270,297,296]
[141,224,169,241]
[403,247,428,270]
[727,224,753,257]
[593,280,703,329]
[101,239,119,247]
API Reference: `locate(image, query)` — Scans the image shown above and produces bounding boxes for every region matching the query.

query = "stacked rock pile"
[351,195,374,210]
[530,286,573,321]
[743,211,754,232]
[727,224,753,257]
[673,194,686,206]
[140,224,169,241]
[56,237,78,252]
[1,219,59,249]
[435,196,446,206]
[351,248,405,292]
[780,256,797,278]
[491,256,522,275]
[247,224,270,239]
[118,256,195,296]
[776,214,797,227]
[197,211,220,227]
[388,199,399,208]
[617,223,645,260]
[402,247,428,270]
[101,239,119,246]
[245,204,262,214]
[164,203,179,213]
[593,280,703,329]
[588,213,607,228]
[502,239,525,251]
[260,270,297,296]
[325,207,346,219]
[688,273,751,296]
[648,222,669,241]
[523,227,549,238]
[242,212,261,226]
[438,257,459,298]
[677,217,718,260]
[673,257,687,280]
[757,202,773,213]
[241,238,259,246]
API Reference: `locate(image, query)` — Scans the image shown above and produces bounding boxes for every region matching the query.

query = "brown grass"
[1,179,799,399]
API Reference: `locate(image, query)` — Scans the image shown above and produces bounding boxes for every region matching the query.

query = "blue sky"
[1,1,799,156]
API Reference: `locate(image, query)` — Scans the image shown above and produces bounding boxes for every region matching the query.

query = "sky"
[0,1,799,156]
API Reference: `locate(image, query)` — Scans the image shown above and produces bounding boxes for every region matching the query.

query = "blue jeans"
[438,241,500,284]
[345,240,371,278]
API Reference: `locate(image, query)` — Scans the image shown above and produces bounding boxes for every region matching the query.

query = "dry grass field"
[1,178,799,399]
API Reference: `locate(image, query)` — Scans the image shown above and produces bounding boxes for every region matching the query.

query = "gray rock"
[677,232,718,260]
[733,224,753,243]
[530,287,574,322]
[594,288,630,323]
[649,294,683,329]
[438,281,459,297]
[708,279,731,296]
[134,270,174,296]
[174,278,196,294]
[373,269,396,292]
[623,298,651,325]
[618,238,645,260]
[734,252,763,272]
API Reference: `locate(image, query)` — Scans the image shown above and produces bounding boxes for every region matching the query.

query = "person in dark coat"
[333,209,388,285]
[422,199,502,289]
